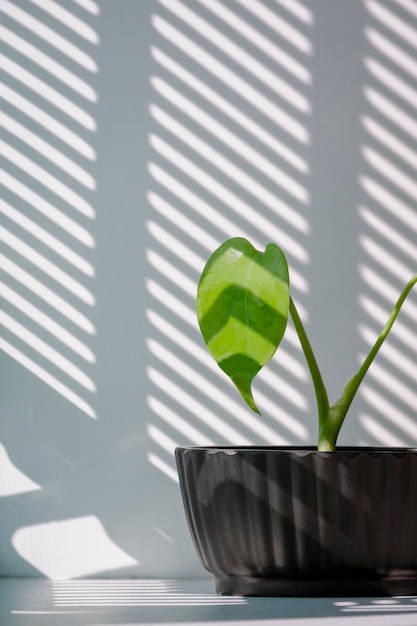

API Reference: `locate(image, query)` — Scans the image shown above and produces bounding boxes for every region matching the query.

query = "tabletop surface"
[1,578,417,626]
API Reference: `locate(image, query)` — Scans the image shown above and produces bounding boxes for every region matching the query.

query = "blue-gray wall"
[1,0,417,578]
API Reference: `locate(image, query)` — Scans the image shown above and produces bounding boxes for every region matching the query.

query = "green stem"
[319,273,417,451]
[339,273,417,414]
[291,275,417,451]
[289,297,329,426]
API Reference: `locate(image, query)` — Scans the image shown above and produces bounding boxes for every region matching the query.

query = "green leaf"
[196,238,290,413]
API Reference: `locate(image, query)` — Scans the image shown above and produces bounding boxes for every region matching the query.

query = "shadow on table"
[1,579,417,626]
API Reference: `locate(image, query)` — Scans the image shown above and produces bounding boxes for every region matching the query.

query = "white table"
[1,578,417,626]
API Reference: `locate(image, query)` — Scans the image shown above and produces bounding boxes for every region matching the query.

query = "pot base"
[215,574,417,597]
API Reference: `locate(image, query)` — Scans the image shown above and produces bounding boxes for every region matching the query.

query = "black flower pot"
[175,446,417,596]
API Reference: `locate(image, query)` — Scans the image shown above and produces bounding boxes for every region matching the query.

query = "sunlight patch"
[0,443,41,496]
[12,516,138,578]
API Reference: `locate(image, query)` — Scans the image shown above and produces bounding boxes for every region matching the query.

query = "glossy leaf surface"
[196,238,290,413]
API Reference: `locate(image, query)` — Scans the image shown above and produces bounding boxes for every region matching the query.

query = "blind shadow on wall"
[1,0,417,580]
[146,0,314,477]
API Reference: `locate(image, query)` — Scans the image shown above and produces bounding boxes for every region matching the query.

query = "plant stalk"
[289,297,329,427]
[291,274,417,451]
[333,273,417,413]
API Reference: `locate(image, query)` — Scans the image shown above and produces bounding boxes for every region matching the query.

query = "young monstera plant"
[196,237,417,451]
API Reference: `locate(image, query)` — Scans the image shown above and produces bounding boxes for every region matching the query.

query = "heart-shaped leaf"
[196,238,290,413]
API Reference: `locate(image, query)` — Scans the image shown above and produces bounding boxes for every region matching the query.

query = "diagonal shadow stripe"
[358,0,417,446]
[147,0,313,472]
[1,0,98,422]
[151,46,309,172]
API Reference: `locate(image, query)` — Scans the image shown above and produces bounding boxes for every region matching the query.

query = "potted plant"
[175,238,417,597]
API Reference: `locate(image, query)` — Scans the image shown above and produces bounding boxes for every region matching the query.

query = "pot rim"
[175,445,417,454]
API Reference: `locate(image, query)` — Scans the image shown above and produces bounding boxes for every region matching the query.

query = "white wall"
[1,0,417,578]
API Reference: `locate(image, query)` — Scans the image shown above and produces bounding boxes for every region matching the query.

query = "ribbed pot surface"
[175,447,417,596]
